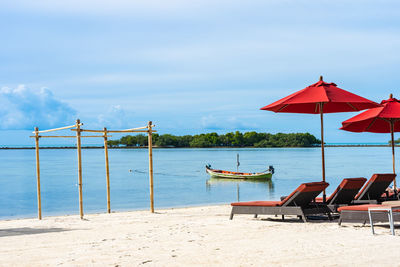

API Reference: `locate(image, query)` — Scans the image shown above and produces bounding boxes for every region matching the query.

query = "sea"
[0,146,396,219]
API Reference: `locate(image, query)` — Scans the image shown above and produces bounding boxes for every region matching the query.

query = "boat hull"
[206,166,272,180]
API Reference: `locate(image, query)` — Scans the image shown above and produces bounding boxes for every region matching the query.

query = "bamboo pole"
[34,127,42,220]
[148,121,154,213]
[320,102,326,203]
[103,127,111,213]
[32,123,82,134]
[76,119,84,219]
[391,119,397,188]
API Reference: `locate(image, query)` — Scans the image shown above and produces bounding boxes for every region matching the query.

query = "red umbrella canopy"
[341,95,400,188]
[341,96,400,133]
[261,77,380,113]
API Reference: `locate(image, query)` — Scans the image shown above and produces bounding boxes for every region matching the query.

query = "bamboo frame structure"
[31,119,157,220]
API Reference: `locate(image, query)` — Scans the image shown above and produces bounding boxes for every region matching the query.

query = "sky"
[0,0,399,145]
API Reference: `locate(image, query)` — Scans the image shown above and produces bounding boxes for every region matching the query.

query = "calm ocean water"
[0,147,397,219]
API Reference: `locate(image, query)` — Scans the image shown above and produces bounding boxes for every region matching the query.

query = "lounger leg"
[389,209,395,236]
[327,213,333,221]
[229,211,234,220]
[282,215,285,221]
[254,214,258,218]
[368,210,375,235]
[338,218,342,226]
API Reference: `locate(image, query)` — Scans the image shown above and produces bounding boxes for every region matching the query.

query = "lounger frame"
[339,210,400,225]
[230,205,329,222]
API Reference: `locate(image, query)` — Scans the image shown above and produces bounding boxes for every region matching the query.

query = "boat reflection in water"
[206,177,274,202]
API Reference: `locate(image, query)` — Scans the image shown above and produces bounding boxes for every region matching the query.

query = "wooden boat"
[205,164,274,180]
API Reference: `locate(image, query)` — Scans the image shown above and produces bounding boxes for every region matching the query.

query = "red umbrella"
[261,76,380,201]
[341,94,400,187]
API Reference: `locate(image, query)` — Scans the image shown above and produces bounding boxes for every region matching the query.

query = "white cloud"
[96,105,134,129]
[0,85,76,130]
[201,114,259,131]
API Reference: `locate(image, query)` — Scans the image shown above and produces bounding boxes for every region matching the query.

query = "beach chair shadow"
[0,227,74,237]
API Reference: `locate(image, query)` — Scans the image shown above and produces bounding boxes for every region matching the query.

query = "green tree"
[110,131,320,148]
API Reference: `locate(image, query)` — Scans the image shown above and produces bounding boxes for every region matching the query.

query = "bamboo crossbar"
[70,125,156,133]
[32,123,83,134]
[30,135,112,138]
[102,130,156,133]
[71,129,156,133]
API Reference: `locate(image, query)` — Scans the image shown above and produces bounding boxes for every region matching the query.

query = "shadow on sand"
[0,227,73,237]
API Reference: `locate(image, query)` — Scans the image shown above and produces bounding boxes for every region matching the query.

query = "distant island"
[108,131,321,148]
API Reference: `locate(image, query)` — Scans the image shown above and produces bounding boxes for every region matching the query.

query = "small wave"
[132,169,198,178]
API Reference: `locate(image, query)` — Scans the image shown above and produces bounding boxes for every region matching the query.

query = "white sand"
[1,205,400,266]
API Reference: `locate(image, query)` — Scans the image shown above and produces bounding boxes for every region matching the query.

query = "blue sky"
[1,0,399,145]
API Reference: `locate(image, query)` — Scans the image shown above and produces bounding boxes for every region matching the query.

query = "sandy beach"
[1,205,400,266]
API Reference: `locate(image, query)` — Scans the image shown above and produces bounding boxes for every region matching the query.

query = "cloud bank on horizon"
[0,1,399,143]
[0,86,136,130]
[0,85,76,130]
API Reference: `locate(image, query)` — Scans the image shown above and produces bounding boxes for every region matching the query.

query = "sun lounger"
[338,202,400,225]
[230,181,329,222]
[354,173,396,203]
[315,178,367,212]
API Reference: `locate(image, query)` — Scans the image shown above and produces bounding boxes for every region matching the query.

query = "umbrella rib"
[365,117,379,131]
[277,104,289,112]
[346,102,358,111]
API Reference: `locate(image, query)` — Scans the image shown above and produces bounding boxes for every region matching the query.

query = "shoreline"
[0,202,228,222]
[0,144,395,149]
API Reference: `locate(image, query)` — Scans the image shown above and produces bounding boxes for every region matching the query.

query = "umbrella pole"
[391,120,397,188]
[320,103,326,202]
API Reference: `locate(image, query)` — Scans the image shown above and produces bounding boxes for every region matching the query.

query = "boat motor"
[268,165,275,174]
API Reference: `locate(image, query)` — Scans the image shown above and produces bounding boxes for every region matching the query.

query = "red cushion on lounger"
[339,178,367,190]
[315,178,367,203]
[231,201,281,207]
[338,204,381,212]
[338,204,400,212]
[231,182,328,207]
[280,181,328,205]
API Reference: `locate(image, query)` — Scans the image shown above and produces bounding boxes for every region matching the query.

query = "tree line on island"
[107,131,321,148]
[391,138,400,144]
